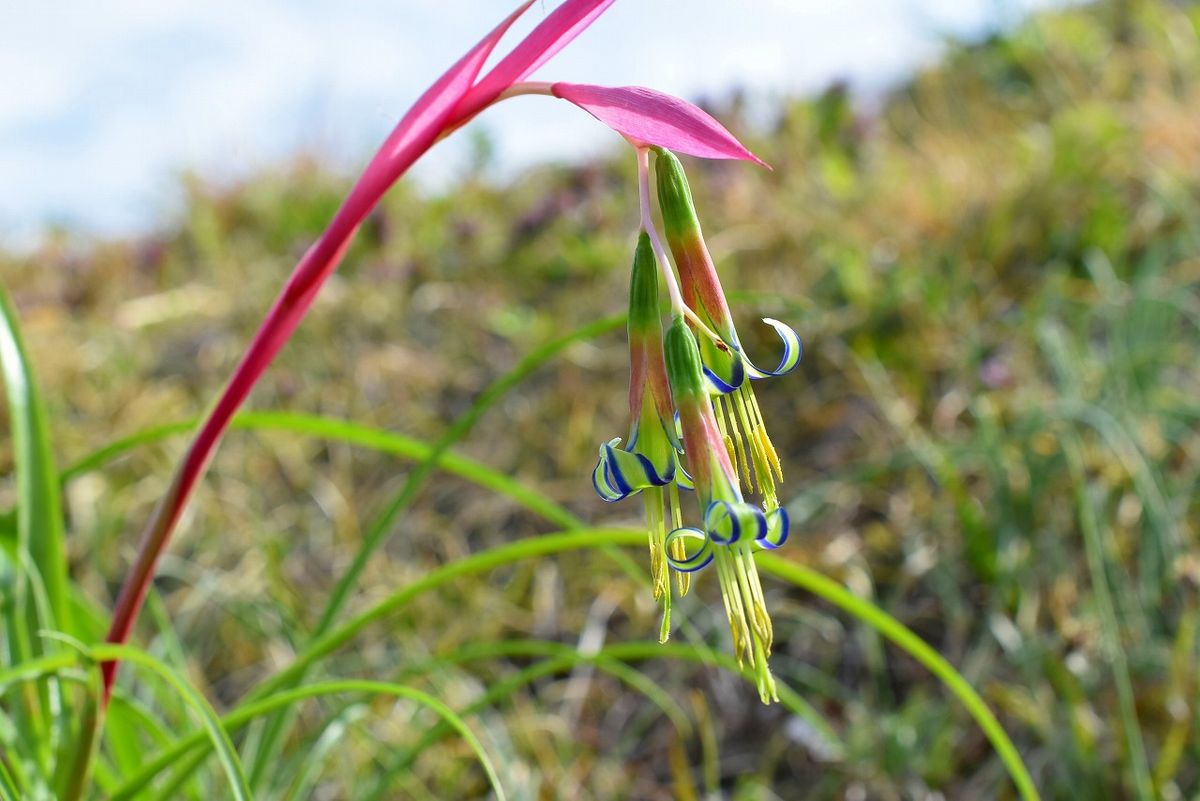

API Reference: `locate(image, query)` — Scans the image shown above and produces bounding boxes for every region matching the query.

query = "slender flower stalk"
[100,0,617,702]
[100,0,779,708]
[635,147,686,316]
[636,146,728,348]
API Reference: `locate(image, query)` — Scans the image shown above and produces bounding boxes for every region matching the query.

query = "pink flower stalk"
[100,0,616,701]
[100,0,774,704]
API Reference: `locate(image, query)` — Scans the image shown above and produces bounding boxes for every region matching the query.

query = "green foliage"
[2,1,1199,797]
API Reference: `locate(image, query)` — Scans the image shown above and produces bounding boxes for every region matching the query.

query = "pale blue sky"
[0,1,1066,244]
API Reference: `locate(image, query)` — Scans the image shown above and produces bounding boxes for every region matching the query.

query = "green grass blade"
[247,313,626,790]
[81,528,1029,796]
[251,528,645,703]
[0,282,70,779]
[314,312,625,636]
[111,679,508,801]
[0,282,70,634]
[89,644,253,801]
[118,529,647,792]
[1062,434,1154,801]
[61,410,583,530]
[59,421,195,484]
[370,638,841,795]
[0,652,77,693]
[756,554,1040,801]
[277,704,367,801]
[0,752,20,801]
[396,638,838,752]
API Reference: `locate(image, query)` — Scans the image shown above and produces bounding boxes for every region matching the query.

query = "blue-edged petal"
[664,527,714,572]
[755,507,789,550]
[704,500,768,546]
[741,317,802,380]
[658,412,684,453]
[703,357,745,394]
[591,437,675,502]
[675,463,695,492]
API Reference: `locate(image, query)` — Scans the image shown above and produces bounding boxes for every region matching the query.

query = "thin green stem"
[636,146,686,316]
[61,411,583,531]
[1062,434,1155,801]
[755,554,1041,801]
[120,529,1033,799]
[111,679,508,801]
[244,314,630,790]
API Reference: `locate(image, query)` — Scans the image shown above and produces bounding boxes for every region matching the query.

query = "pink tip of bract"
[375,0,535,174]
[551,83,768,167]
[456,0,617,123]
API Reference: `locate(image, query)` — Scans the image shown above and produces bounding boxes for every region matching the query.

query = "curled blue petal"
[660,412,684,453]
[705,500,770,546]
[705,500,737,545]
[756,507,790,550]
[675,463,695,492]
[592,457,623,502]
[703,354,745,395]
[742,318,803,380]
[665,527,714,573]
[591,437,675,503]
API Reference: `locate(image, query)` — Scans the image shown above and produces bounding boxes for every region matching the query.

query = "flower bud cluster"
[592,148,802,702]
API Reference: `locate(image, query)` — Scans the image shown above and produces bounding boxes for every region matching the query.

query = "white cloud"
[0,0,1072,243]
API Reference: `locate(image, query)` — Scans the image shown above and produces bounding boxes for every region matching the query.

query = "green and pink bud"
[653,148,803,509]
[592,234,695,637]
[654,148,803,389]
[655,149,737,338]
[593,234,684,504]
[664,317,736,505]
[627,233,675,432]
[662,317,788,703]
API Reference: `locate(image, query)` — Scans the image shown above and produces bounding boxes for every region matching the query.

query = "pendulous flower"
[654,148,802,511]
[593,232,694,641]
[592,141,796,691]
[662,316,788,703]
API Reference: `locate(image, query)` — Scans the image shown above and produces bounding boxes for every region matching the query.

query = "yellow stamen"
[643,487,673,643]
[713,381,783,510]
[713,550,751,665]
[668,482,690,597]
[730,545,771,651]
[643,487,667,601]
[719,394,754,490]
[748,392,783,483]
[714,543,778,702]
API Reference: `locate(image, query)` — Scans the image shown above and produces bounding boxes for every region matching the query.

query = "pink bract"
[101,0,617,701]
[552,82,767,166]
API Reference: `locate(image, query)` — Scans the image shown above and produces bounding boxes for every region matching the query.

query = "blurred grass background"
[3,0,1200,798]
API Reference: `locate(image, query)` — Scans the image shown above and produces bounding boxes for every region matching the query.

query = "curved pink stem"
[100,0,616,702]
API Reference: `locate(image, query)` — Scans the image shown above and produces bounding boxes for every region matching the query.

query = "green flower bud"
[664,316,706,401]
[628,232,660,331]
[654,148,702,243]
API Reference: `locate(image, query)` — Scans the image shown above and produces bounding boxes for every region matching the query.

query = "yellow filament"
[718,394,754,491]
[713,550,752,666]
[730,384,780,509]
[667,482,690,597]
[730,544,771,652]
[643,487,667,601]
[748,392,783,483]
